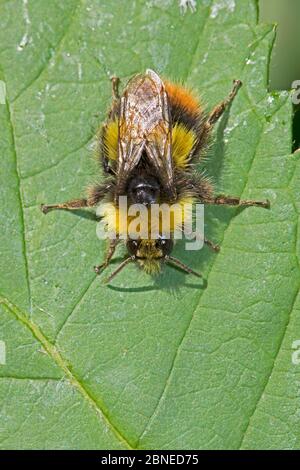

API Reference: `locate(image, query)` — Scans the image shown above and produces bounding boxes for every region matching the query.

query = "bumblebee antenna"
[165,255,202,278]
[105,256,135,284]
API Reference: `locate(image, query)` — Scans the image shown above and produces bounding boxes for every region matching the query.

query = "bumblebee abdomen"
[165,80,209,168]
[165,81,202,130]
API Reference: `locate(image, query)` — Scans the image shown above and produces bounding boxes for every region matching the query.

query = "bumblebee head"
[126,238,173,275]
[104,237,201,283]
[127,237,173,259]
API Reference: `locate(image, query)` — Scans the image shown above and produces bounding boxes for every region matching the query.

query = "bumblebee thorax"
[127,175,160,206]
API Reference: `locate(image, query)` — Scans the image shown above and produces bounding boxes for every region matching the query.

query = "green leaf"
[0,0,299,450]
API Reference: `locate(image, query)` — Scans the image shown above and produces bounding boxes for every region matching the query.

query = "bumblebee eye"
[127,239,139,255]
[161,238,173,256]
[156,239,165,249]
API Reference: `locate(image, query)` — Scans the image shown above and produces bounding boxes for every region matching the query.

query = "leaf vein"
[0,296,133,450]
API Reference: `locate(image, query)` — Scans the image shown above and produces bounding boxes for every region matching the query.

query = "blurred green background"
[260,0,300,149]
[260,0,300,90]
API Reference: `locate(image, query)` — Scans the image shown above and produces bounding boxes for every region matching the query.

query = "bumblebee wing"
[143,70,175,200]
[117,69,176,200]
[117,84,146,192]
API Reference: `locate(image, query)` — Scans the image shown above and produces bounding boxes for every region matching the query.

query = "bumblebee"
[41,69,269,282]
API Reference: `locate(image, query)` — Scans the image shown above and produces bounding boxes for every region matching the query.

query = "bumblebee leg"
[111,76,120,100]
[41,183,111,214]
[41,198,90,214]
[165,255,202,278]
[94,239,119,275]
[204,195,270,209]
[87,182,113,205]
[105,256,134,284]
[204,238,220,252]
[206,79,242,127]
